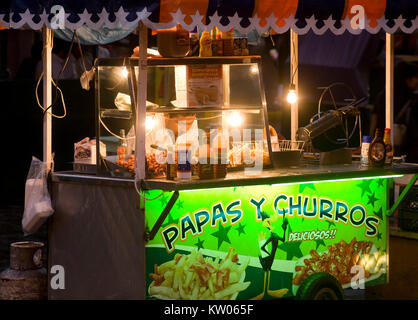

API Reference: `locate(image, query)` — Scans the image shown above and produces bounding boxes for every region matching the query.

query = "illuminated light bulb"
[286,85,298,104]
[122,67,128,78]
[146,116,154,130]
[227,112,243,127]
[250,66,258,74]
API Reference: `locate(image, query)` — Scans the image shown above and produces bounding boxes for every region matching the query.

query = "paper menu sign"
[186,65,223,107]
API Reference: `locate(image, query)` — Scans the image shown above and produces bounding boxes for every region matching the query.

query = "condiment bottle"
[213,129,228,179]
[221,29,234,56]
[199,31,212,57]
[215,27,223,56]
[189,31,200,56]
[117,129,127,161]
[198,133,213,179]
[360,136,372,166]
[383,128,393,165]
[368,129,386,167]
[166,146,177,180]
[210,27,218,56]
[177,144,192,180]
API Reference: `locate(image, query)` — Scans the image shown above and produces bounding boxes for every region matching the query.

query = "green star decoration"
[158,193,169,205]
[278,225,303,260]
[315,229,326,250]
[211,224,232,249]
[175,199,184,210]
[161,213,178,228]
[299,183,316,193]
[235,223,246,236]
[374,207,384,220]
[357,180,372,198]
[195,238,205,251]
[367,192,379,208]
[377,232,382,240]
[376,179,384,188]
[326,220,336,229]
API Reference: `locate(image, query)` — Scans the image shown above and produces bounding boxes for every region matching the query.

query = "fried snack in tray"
[293,238,376,286]
[115,155,135,173]
[149,248,250,300]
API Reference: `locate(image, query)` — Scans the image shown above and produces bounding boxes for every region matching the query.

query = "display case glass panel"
[95,57,271,179]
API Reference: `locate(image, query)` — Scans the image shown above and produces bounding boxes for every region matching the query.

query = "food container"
[271,151,301,168]
[233,38,242,56]
[74,137,106,165]
[177,144,192,180]
[157,25,190,58]
[213,147,228,178]
[199,143,213,179]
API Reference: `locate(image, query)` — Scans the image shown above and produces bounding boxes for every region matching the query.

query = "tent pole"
[385,33,394,143]
[135,22,148,180]
[42,27,52,169]
[290,30,298,142]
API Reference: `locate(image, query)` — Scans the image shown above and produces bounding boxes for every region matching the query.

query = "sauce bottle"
[360,136,372,166]
[368,129,386,167]
[383,128,393,165]
[215,27,223,56]
[198,132,213,179]
[210,27,218,56]
[199,32,212,57]
[221,29,234,56]
[117,129,127,161]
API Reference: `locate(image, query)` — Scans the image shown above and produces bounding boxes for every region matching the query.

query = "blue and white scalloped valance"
[0,0,417,35]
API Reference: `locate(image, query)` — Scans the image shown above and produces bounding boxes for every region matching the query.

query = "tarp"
[0,0,417,35]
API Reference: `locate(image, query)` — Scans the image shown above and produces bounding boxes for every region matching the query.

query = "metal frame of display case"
[93,56,273,178]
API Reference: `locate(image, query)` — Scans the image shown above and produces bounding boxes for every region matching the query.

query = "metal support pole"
[385,33,394,144]
[290,30,298,142]
[42,27,52,169]
[135,22,148,180]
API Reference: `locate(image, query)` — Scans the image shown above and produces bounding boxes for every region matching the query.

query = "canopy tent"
[0,0,417,34]
[0,0,416,178]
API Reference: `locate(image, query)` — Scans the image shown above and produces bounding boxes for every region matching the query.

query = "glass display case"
[94,56,273,180]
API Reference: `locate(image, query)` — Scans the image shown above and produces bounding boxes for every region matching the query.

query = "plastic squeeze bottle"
[199,32,212,57]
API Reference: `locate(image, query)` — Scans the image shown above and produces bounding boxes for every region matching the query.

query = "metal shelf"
[95,56,261,68]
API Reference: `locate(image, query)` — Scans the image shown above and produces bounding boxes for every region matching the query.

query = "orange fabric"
[159,0,209,25]
[343,0,386,28]
[253,0,299,28]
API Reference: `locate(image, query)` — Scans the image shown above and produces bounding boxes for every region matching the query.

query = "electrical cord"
[41,31,76,118]
[134,176,164,201]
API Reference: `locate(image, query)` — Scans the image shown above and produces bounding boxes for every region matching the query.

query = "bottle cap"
[384,128,391,133]
[362,136,372,143]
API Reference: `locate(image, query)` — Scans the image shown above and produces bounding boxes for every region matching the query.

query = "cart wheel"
[295,273,344,300]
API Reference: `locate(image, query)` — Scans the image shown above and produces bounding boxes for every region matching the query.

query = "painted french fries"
[149,248,250,300]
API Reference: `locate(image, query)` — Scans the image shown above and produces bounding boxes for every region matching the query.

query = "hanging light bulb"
[227,111,243,127]
[286,84,298,104]
[146,116,155,130]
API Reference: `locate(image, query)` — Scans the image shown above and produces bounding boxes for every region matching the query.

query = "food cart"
[1,1,417,300]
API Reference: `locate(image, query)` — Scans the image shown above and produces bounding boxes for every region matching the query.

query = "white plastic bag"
[22,157,54,234]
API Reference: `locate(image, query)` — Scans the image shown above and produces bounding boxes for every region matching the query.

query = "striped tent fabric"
[0,0,416,34]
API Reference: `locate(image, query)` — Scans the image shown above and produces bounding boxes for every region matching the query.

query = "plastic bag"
[22,157,54,235]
